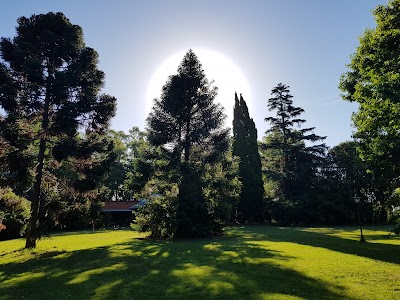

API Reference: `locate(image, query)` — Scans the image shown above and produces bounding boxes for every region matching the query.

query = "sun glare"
[146,49,252,127]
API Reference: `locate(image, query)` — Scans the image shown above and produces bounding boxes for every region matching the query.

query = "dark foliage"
[263,83,327,224]
[232,93,265,223]
[0,188,30,240]
[0,12,116,247]
[146,50,230,237]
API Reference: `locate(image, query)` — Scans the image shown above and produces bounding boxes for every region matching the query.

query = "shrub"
[0,188,30,240]
[134,196,177,239]
[392,222,400,235]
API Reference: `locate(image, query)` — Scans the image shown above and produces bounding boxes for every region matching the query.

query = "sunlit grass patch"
[0,226,399,300]
[67,263,126,285]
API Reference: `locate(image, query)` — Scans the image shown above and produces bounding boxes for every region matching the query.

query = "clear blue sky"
[0,0,387,147]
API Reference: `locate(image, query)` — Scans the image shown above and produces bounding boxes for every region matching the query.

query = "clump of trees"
[2,0,400,244]
[339,0,400,223]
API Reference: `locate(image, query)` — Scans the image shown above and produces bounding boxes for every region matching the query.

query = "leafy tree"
[120,127,151,198]
[339,0,400,221]
[314,141,372,224]
[146,49,229,237]
[104,130,131,200]
[263,83,326,223]
[232,93,265,222]
[0,13,116,248]
[135,195,178,239]
[103,127,151,200]
[203,148,241,226]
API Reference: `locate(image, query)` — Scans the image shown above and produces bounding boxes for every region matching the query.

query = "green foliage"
[316,141,372,224]
[121,128,152,197]
[146,49,229,166]
[262,83,327,224]
[392,222,400,235]
[0,188,30,240]
[232,93,265,223]
[146,50,230,237]
[103,127,151,201]
[339,0,400,220]
[134,196,177,239]
[203,150,241,225]
[39,187,109,232]
[0,12,116,247]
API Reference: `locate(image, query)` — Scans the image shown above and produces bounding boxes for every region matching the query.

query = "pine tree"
[146,49,229,237]
[263,83,326,222]
[0,13,116,248]
[232,93,265,222]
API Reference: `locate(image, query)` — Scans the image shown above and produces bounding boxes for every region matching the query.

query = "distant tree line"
[2,1,400,245]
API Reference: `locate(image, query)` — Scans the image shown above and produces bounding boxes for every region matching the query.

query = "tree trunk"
[25,74,51,249]
[25,137,47,248]
[184,119,191,163]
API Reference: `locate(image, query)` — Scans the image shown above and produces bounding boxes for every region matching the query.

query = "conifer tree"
[0,13,116,248]
[263,83,326,222]
[146,50,229,237]
[232,93,264,222]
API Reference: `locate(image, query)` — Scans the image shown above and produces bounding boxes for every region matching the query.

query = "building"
[101,200,137,226]
[101,199,148,226]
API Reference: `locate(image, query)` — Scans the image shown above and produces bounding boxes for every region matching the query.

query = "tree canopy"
[146,49,230,237]
[339,0,400,219]
[263,83,327,223]
[0,12,116,247]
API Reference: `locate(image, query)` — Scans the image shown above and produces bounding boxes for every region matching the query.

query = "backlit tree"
[146,49,229,237]
[0,13,116,248]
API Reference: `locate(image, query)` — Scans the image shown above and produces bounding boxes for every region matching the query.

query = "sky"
[0,0,387,147]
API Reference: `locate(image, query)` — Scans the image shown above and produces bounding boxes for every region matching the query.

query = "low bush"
[0,188,30,240]
[134,196,177,239]
[392,223,400,235]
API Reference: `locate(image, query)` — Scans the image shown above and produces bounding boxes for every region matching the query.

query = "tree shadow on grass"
[0,232,352,300]
[233,226,400,265]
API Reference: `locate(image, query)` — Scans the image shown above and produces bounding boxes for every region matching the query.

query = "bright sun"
[146,49,252,127]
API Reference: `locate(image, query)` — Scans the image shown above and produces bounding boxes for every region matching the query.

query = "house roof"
[101,201,138,212]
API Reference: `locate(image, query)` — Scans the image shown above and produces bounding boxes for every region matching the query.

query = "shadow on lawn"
[0,231,352,300]
[234,226,400,265]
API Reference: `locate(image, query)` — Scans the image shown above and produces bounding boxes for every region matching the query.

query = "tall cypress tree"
[232,93,265,222]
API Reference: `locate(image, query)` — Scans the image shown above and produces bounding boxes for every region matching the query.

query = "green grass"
[1,226,399,300]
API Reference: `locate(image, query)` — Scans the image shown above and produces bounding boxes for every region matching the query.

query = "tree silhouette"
[263,83,326,222]
[232,93,265,222]
[146,49,229,237]
[0,13,116,248]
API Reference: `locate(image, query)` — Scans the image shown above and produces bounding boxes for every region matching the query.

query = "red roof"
[101,201,138,212]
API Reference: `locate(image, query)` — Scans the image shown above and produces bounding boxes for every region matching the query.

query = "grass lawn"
[0,226,399,300]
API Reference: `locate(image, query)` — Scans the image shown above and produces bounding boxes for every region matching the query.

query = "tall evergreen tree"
[232,93,264,222]
[146,49,229,237]
[263,83,326,223]
[0,13,116,248]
